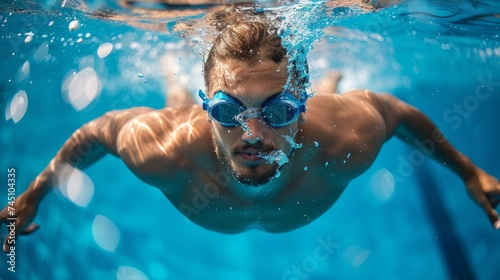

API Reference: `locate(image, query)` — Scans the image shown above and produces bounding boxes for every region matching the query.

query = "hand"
[464,167,500,230]
[0,190,40,253]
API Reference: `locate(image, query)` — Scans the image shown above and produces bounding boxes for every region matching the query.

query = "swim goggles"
[199,90,308,128]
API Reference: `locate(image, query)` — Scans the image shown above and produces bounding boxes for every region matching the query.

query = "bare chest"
[164,164,347,233]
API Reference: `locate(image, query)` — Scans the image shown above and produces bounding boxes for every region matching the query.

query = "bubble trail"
[283,135,302,149]
[259,150,289,167]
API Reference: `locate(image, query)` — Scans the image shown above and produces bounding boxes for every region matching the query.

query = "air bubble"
[259,150,289,167]
[69,20,80,31]
[283,135,302,149]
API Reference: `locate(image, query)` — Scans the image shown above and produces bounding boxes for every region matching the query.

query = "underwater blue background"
[1,0,499,279]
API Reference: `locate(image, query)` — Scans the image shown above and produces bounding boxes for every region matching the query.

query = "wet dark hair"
[203,21,308,94]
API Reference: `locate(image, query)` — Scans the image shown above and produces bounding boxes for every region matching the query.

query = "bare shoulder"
[306,89,388,129]
[313,89,388,108]
[333,89,412,139]
[116,105,211,184]
[301,90,389,178]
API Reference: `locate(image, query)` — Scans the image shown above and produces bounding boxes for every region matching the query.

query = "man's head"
[204,21,308,95]
[203,21,308,186]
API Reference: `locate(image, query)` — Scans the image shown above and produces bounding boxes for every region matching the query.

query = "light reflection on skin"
[118,107,207,167]
[4,0,500,241]
[4,51,500,237]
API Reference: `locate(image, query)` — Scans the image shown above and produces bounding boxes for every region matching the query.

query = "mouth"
[235,148,265,163]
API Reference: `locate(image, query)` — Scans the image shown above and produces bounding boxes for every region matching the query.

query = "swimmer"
[1,21,499,251]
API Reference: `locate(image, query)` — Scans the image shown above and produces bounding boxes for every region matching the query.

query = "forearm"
[394,104,475,180]
[30,120,109,199]
[378,94,500,229]
[29,107,153,200]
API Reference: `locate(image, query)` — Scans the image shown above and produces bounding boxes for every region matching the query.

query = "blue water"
[1,0,500,279]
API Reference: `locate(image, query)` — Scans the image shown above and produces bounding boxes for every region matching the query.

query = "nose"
[241,118,266,144]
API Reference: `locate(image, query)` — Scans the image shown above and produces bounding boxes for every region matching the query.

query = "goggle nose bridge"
[199,89,307,127]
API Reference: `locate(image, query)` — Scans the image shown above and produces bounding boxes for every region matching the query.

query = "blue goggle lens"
[200,90,305,128]
[209,103,241,127]
[210,103,297,127]
[262,104,296,127]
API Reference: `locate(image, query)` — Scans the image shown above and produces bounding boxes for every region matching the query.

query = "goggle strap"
[198,90,209,110]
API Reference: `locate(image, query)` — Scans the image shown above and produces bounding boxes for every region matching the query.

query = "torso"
[117,90,387,233]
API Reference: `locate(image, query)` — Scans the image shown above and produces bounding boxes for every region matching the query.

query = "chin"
[231,162,278,186]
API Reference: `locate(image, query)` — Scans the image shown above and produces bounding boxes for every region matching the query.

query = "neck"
[226,148,299,202]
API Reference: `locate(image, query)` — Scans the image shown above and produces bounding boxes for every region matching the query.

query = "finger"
[20,223,39,235]
[0,213,7,224]
[491,184,500,195]
[488,197,499,210]
[477,194,500,230]
[3,237,10,253]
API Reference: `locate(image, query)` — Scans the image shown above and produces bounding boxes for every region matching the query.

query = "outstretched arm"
[0,107,153,251]
[375,92,500,230]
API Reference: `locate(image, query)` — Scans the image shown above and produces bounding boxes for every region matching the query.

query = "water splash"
[270,1,333,91]
[259,150,289,167]
[235,107,260,135]
[283,135,303,149]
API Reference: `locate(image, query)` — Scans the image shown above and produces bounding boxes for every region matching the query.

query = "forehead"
[210,59,289,104]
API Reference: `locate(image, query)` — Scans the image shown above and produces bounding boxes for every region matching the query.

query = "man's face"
[209,58,300,186]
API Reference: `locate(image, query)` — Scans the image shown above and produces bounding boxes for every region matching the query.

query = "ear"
[298,112,307,124]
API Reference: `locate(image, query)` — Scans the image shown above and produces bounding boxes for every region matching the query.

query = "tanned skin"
[1,58,499,252]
